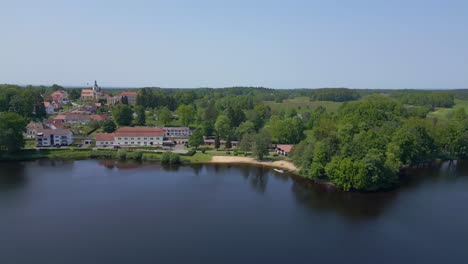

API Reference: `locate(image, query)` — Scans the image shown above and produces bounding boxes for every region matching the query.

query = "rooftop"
[96,133,116,141]
[115,127,164,137]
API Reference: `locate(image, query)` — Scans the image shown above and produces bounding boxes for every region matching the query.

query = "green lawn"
[427,99,468,122]
[264,97,343,114]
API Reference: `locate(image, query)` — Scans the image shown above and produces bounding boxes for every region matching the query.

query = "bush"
[169,153,181,164]
[161,152,171,164]
[162,152,181,164]
[118,150,127,160]
[126,151,143,160]
[201,148,206,154]
[273,153,279,157]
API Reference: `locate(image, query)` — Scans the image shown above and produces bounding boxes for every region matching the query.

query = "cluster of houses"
[79,80,138,105]
[31,82,297,155]
[43,90,69,114]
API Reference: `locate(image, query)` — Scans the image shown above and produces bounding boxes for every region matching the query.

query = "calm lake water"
[0,160,467,264]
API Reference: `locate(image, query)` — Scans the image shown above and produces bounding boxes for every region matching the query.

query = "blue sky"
[1,0,467,89]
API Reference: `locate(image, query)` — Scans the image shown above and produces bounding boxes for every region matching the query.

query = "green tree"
[239,133,254,152]
[135,105,146,126]
[214,133,221,149]
[214,115,231,140]
[0,112,27,153]
[252,130,271,160]
[68,88,81,100]
[159,107,172,126]
[113,104,133,126]
[236,121,256,140]
[189,129,204,150]
[176,104,195,127]
[121,96,129,105]
[102,119,117,133]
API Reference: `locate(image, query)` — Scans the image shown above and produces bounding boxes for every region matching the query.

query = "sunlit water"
[0,160,467,264]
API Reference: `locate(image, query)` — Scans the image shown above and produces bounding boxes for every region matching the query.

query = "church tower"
[92,80,102,98]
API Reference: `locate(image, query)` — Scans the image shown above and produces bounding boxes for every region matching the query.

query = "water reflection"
[0,162,27,190]
[249,167,269,193]
[290,178,398,221]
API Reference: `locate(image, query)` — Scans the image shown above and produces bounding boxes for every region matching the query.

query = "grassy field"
[264,97,343,114]
[427,99,468,122]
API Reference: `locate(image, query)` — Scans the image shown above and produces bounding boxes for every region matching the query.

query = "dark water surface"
[0,160,467,264]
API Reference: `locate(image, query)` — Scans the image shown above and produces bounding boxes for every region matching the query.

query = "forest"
[1,84,468,191]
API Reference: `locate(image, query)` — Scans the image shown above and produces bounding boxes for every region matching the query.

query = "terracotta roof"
[115,127,164,137]
[38,129,72,136]
[276,144,294,153]
[120,91,138,97]
[90,114,108,121]
[53,115,67,120]
[96,133,116,141]
[81,89,94,95]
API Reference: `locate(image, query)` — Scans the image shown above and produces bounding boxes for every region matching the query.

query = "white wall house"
[95,133,116,147]
[114,127,164,146]
[36,129,73,147]
[44,102,54,115]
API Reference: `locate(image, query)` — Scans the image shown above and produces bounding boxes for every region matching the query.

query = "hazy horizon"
[1,0,467,89]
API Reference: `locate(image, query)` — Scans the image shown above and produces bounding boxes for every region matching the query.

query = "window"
[125,142,128,144]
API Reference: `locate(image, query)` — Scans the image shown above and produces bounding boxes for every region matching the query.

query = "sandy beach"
[210,156,298,172]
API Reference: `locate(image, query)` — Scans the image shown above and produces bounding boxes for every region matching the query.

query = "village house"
[51,90,69,104]
[25,122,45,138]
[95,133,116,147]
[120,91,138,104]
[114,127,164,146]
[44,102,54,115]
[52,113,108,124]
[275,144,294,156]
[36,129,73,147]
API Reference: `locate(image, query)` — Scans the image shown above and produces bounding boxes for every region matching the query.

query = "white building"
[95,133,116,147]
[36,129,73,147]
[44,102,54,115]
[114,127,164,146]
[163,127,191,137]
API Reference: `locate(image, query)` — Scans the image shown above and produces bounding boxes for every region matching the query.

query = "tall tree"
[214,115,231,140]
[252,130,271,160]
[135,106,146,126]
[189,129,204,150]
[158,107,172,126]
[176,104,195,127]
[113,105,133,126]
[0,112,27,153]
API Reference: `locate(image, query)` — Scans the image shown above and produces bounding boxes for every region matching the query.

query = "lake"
[0,160,467,263]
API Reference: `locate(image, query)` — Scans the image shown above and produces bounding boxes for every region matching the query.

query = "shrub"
[162,152,181,164]
[169,153,181,164]
[118,150,127,160]
[161,152,171,163]
[126,151,143,160]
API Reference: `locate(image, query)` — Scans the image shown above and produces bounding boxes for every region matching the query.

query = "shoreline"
[209,156,298,172]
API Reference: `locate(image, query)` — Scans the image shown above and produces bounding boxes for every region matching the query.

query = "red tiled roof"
[115,127,164,137]
[90,114,108,121]
[96,133,116,141]
[276,144,294,153]
[38,129,72,136]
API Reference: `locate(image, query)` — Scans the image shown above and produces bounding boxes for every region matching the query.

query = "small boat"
[273,169,284,173]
